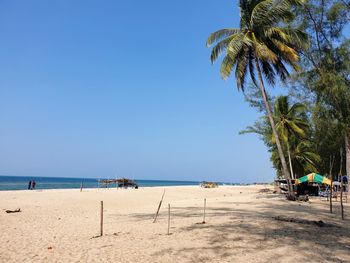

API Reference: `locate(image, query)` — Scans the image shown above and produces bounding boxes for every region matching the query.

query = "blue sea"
[0,175,203,191]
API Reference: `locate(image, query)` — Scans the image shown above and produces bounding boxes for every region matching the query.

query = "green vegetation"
[207,0,350,192]
[207,0,308,197]
[292,0,350,182]
[241,95,320,179]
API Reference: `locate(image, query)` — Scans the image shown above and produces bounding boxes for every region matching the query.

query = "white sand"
[0,185,349,262]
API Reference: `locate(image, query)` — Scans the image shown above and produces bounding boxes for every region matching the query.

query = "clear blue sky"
[0,0,275,183]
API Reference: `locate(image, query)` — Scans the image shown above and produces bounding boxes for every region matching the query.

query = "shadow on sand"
[127,194,350,262]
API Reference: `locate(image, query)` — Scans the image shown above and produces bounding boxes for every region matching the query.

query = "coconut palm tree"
[272,139,320,178]
[240,96,319,178]
[273,96,310,179]
[207,0,308,198]
[291,140,320,176]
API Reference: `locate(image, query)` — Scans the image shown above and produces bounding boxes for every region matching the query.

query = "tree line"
[207,0,350,197]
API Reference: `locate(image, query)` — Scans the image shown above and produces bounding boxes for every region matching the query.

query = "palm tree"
[273,96,310,179]
[207,0,308,198]
[291,140,320,176]
[272,140,320,178]
[241,96,319,178]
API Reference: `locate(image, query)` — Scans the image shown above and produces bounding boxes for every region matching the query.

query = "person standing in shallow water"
[32,181,36,190]
[28,181,32,190]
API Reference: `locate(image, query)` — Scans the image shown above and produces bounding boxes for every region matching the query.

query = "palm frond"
[248,50,258,87]
[288,103,307,115]
[220,55,236,80]
[227,34,246,58]
[272,39,299,62]
[272,60,290,82]
[235,50,249,90]
[269,27,309,50]
[251,0,295,28]
[210,35,236,63]
[207,28,240,46]
[254,39,278,63]
[239,125,262,135]
[285,120,306,137]
[260,60,276,86]
[250,0,274,28]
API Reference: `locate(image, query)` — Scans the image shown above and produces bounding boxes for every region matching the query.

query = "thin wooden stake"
[329,156,334,213]
[80,181,83,192]
[100,201,104,236]
[341,178,344,220]
[153,189,165,223]
[167,203,170,235]
[202,198,206,224]
[330,180,333,214]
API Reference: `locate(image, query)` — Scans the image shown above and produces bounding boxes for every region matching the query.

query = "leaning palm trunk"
[287,144,295,180]
[256,61,294,198]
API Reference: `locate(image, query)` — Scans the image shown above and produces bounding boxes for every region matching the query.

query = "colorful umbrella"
[295,173,331,185]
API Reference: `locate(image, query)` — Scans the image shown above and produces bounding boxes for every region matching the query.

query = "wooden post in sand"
[330,180,333,214]
[341,178,344,220]
[80,181,83,192]
[100,201,104,236]
[167,203,170,235]
[329,156,334,211]
[202,198,206,224]
[153,189,165,223]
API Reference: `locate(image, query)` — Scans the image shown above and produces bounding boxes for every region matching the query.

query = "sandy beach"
[0,185,349,263]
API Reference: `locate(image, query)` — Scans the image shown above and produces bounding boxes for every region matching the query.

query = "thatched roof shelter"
[99,178,138,188]
[200,181,218,188]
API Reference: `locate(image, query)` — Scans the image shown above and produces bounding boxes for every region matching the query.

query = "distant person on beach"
[32,181,36,190]
[28,181,32,190]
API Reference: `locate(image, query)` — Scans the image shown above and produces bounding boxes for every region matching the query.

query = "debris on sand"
[5,209,21,213]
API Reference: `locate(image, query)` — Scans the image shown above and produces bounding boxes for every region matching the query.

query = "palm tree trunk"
[345,130,350,193]
[255,60,294,198]
[339,147,343,180]
[287,143,294,180]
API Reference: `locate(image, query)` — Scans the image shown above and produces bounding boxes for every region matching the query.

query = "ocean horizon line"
[0,175,247,191]
[0,174,201,182]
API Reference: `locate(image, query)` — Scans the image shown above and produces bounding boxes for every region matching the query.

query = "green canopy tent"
[295,173,331,185]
